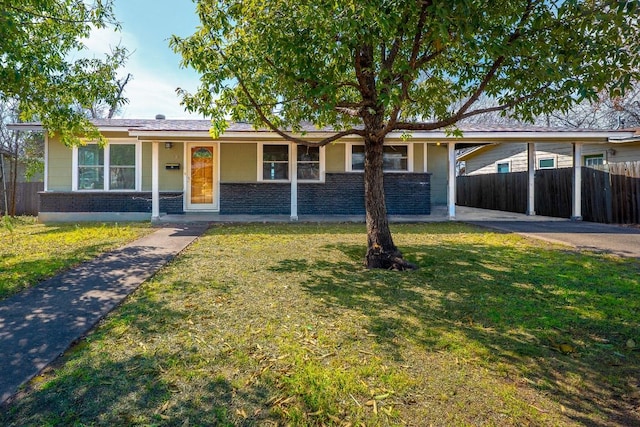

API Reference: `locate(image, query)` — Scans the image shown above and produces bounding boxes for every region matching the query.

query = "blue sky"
[82,0,203,119]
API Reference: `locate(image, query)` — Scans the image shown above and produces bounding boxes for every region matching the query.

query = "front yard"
[0,217,152,300]
[2,222,639,426]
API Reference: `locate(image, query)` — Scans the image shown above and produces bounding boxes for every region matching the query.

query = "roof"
[8,119,640,142]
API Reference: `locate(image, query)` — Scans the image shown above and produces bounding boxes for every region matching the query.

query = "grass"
[2,222,639,426]
[0,216,152,300]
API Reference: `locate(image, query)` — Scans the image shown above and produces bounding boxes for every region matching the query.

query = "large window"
[262,144,289,180]
[350,145,409,172]
[297,145,320,180]
[75,142,138,191]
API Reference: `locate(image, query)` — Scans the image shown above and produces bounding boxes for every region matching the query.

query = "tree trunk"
[363,135,416,270]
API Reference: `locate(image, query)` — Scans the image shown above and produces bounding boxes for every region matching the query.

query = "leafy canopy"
[1,0,127,145]
[173,0,640,142]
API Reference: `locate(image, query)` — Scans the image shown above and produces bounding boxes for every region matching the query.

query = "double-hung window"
[297,145,321,180]
[350,144,410,172]
[261,144,289,180]
[75,142,139,191]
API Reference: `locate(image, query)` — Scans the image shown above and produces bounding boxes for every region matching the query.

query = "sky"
[81,0,203,119]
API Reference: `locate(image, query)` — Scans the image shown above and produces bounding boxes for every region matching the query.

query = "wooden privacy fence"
[0,181,43,216]
[457,161,640,224]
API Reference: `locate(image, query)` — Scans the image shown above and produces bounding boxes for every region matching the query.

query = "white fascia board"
[400,131,637,142]
[6,124,44,131]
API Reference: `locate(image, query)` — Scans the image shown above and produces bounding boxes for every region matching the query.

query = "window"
[538,158,555,169]
[109,144,136,190]
[262,144,289,180]
[78,145,105,190]
[584,154,604,167]
[297,145,320,180]
[350,145,410,172]
[496,162,510,173]
[75,142,139,191]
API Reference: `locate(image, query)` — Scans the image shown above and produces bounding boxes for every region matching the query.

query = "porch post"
[447,141,456,219]
[572,142,583,221]
[151,141,160,220]
[527,142,536,216]
[290,143,298,220]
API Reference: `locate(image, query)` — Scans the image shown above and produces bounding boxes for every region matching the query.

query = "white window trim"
[346,142,414,173]
[72,139,142,191]
[583,153,605,166]
[537,156,556,170]
[258,142,291,182]
[496,161,511,173]
[296,144,325,183]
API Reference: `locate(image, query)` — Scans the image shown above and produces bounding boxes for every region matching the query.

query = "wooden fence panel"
[457,161,640,224]
[456,172,527,213]
[534,168,572,218]
[0,181,43,216]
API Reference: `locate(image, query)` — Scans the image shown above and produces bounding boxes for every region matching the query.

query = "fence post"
[572,143,583,221]
[527,142,536,215]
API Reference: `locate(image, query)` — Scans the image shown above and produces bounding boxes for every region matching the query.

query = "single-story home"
[8,119,640,222]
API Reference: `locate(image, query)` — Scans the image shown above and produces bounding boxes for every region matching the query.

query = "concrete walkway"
[0,225,208,404]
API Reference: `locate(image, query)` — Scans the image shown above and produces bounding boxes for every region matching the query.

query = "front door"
[186,144,218,211]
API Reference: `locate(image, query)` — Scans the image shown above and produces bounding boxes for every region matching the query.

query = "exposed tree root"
[365,245,418,271]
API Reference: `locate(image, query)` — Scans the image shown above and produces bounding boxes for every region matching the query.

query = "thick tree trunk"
[363,135,417,270]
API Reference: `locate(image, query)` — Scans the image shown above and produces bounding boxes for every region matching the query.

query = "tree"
[1,0,128,146]
[172,0,640,269]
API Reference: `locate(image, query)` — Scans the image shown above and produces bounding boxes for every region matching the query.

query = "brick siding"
[39,192,184,214]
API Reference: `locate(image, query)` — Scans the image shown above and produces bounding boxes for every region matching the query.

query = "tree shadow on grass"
[293,241,640,426]
[0,295,280,427]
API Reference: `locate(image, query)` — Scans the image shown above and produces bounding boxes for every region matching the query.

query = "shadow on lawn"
[0,296,274,427]
[296,241,640,426]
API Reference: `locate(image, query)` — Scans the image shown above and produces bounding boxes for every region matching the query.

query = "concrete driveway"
[457,206,640,258]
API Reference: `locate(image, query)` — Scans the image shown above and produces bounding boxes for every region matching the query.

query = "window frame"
[346,142,413,173]
[296,144,325,183]
[496,161,511,173]
[258,143,290,182]
[72,140,142,191]
[583,154,605,167]
[537,157,556,170]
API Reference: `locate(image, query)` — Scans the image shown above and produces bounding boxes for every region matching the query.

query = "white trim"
[296,144,325,183]
[537,156,556,169]
[447,142,456,219]
[424,142,428,173]
[44,133,49,191]
[151,141,159,219]
[290,144,298,220]
[258,142,291,182]
[527,142,536,216]
[346,142,413,172]
[496,161,511,173]
[185,142,219,211]
[572,143,583,220]
[72,139,141,192]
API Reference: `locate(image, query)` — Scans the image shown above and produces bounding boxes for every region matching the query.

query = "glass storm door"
[187,144,217,210]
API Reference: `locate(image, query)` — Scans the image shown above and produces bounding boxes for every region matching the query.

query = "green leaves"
[174,0,640,137]
[1,0,127,146]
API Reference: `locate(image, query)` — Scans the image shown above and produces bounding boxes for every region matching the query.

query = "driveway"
[458,207,640,258]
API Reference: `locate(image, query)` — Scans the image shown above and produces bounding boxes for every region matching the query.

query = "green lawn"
[0,217,152,300]
[2,223,639,426]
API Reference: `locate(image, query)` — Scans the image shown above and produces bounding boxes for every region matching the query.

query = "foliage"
[0,0,128,146]
[2,223,639,426]
[172,0,640,139]
[0,219,151,300]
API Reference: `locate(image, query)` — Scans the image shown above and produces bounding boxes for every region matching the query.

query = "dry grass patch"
[2,223,639,426]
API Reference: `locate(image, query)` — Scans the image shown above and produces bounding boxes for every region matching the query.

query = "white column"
[572,142,583,220]
[290,143,298,220]
[151,141,160,220]
[527,142,536,216]
[447,141,456,219]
